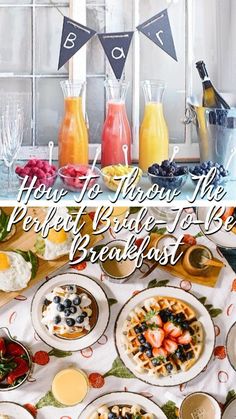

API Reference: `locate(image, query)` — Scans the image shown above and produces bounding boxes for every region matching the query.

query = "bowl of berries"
[58,164,100,192]
[190,161,229,188]
[148,160,189,191]
[15,159,57,189]
[0,327,31,391]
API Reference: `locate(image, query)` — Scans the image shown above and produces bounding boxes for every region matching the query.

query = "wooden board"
[143,242,225,288]
[0,208,103,308]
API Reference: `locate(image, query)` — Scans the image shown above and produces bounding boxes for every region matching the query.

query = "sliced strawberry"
[151,315,163,328]
[177,331,192,345]
[153,347,168,359]
[163,338,178,354]
[144,329,165,349]
[221,207,235,222]
[163,322,182,338]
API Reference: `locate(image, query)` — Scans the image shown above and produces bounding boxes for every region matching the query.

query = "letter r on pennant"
[64,32,77,49]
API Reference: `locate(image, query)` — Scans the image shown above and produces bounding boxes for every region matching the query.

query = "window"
[0,0,234,161]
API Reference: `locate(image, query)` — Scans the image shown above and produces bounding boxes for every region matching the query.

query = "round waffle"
[115,286,215,386]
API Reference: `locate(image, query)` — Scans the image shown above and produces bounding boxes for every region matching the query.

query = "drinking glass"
[0,103,24,193]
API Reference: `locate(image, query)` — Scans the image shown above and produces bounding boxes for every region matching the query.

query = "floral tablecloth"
[1,210,236,419]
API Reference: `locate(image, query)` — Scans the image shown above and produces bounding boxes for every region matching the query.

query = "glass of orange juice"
[52,368,89,406]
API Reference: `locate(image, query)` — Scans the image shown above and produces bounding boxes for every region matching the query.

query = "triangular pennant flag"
[98,32,134,80]
[58,16,97,70]
[137,9,177,62]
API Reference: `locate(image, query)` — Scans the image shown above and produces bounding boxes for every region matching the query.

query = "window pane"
[35,6,69,74]
[0,79,32,145]
[36,78,65,146]
[0,7,32,74]
[87,4,106,75]
[139,0,186,143]
[86,77,105,144]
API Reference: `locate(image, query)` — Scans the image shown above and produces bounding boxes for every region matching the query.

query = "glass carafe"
[139,80,169,172]
[101,79,131,168]
[59,80,88,168]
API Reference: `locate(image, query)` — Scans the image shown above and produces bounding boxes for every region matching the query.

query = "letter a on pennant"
[98,32,134,80]
[137,9,177,61]
[58,16,97,70]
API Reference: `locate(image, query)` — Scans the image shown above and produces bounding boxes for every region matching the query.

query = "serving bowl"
[0,327,32,391]
[58,164,100,192]
[101,165,142,191]
[147,171,189,191]
[17,172,57,189]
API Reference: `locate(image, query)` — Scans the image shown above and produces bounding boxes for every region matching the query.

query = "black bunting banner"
[58,16,97,70]
[98,32,134,80]
[137,9,177,62]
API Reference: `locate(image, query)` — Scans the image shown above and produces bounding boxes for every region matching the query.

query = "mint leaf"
[150,227,167,235]
[48,349,72,358]
[36,391,66,409]
[225,389,236,405]
[148,279,169,289]
[161,401,178,419]
[144,309,157,321]
[209,308,223,318]
[198,296,222,319]
[104,357,135,379]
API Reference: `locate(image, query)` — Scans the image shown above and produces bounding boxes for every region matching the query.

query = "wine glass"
[0,103,24,193]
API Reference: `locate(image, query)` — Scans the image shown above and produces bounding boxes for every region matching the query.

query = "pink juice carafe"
[101,79,132,167]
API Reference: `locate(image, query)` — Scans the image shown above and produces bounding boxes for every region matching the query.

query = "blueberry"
[125,414,132,419]
[159,309,172,323]
[57,303,65,312]
[73,296,81,306]
[134,325,142,334]
[146,349,153,358]
[183,344,191,350]
[53,296,61,304]
[139,345,146,353]
[76,315,84,324]
[66,285,75,292]
[64,299,72,308]
[64,309,71,317]
[165,363,173,372]
[144,342,152,350]
[81,311,88,318]
[138,334,146,344]
[66,318,75,327]
[70,306,77,314]
[186,351,194,360]
[151,358,160,367]
[141,322,148,332]
[108,414,116,419]
[54,315,61,324]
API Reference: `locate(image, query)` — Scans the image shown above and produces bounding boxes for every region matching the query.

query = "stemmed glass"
[0,103,24,192]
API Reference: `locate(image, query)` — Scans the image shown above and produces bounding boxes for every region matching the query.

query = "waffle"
[122,296,204,377]
[89,404,154,419]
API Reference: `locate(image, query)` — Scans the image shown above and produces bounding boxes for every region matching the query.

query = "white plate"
[115,286,215,387]
[223,398,236,418]
[226,322,236,372]
[197,207,236,249]
[79,391,167,419]
[31,273,110,351]
[0,402,33,418]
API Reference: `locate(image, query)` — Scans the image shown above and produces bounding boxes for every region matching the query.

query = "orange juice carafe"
[59,80,88,167]
[139,80,169,173]
[101,79,131,168]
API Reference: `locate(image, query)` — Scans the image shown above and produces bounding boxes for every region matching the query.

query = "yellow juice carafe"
[139,80,169,173]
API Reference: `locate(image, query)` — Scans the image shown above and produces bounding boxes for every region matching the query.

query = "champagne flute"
[0,104,24,192]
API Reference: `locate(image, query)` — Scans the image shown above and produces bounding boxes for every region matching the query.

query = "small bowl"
[17,172,57,189]
[101,165,142,192]
[190,171,229,188]
[147,171,189,191]
[58,165,100,192]
[0,327,32,391]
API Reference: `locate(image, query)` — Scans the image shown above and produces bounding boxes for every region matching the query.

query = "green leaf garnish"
[225,389,236,405]
[150,226,167,235]
[104,357,135,379]
[108,298,118,307]
[144,310,157,321]
[148,279,169,289]
[14,250,39,279]
[198,296,222,319]
[0,209,12,241]
[129,207,141,215]
[161,401,178,419]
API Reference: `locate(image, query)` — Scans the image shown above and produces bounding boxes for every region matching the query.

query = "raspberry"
[23,404,37,418]
[183,234,197,246]
[33,351,50,366]
[214,346,226,360]
[74,261,87,271]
